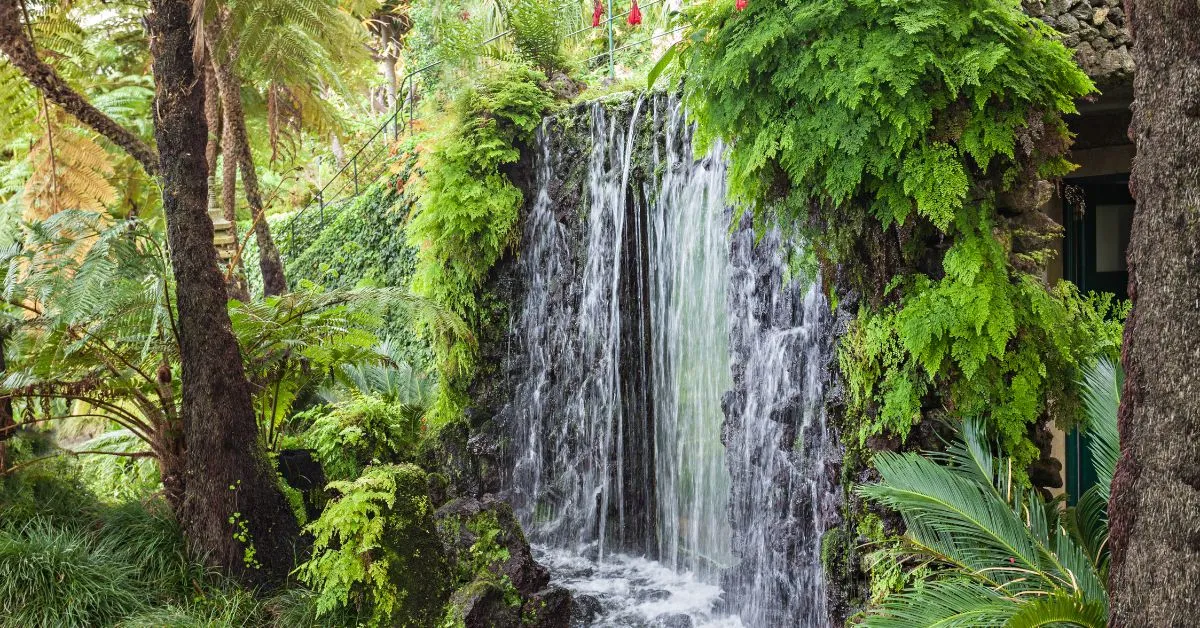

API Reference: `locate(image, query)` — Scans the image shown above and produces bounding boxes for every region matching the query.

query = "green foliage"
[855,404,1118,626]
[683,0,1091,230]
[505,0,574,73]
[1064,358,1121,574]
[842,273,1126,467]
[0,518,147,627]
[0,456,103,527]
[1,212,180,463]
[230,285,420,450]
[0,471,211,628]
[279,180,431,366]
[301,395,425,482]
[682,0,1116,462]
[319,338,437,409]
[408,61,552,422]
[74,430,161,502]
[112,587,262,628]
[299,463,451,627]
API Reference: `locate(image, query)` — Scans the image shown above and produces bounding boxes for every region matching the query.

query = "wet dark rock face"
[720,214,843,627]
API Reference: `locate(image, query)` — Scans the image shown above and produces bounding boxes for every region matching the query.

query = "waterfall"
[723,220,835,627]
[648,98,734,579]
[503,94,835,627]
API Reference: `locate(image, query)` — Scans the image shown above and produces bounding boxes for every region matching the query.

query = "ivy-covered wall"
[257,175,427,364]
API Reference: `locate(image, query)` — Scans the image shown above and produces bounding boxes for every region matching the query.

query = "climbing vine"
[680,0,1123,466]
[407,61,554,422]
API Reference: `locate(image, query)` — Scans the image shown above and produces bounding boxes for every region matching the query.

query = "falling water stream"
[504,94,833,627]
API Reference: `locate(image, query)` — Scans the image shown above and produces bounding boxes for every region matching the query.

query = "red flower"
[628,0,642,25]
[593,1,604,27]
[736,0,748,10]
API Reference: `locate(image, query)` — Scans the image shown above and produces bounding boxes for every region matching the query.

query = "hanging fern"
[406,60,552,423]
[680,0,1124,467]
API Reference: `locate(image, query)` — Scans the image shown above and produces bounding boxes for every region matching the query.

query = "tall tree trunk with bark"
[0,327,13,472]
[204,58,249,302]
[206,24,288,298]
[146,0,298,587]
[1107,1,1200,625]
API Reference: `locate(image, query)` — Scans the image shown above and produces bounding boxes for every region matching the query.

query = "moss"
[300,464,452,627]
[380,465,453,627]
[277,476,308,527]
[441,576,520,628]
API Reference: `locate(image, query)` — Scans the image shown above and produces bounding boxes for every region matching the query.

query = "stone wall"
[1025,0,1135,84]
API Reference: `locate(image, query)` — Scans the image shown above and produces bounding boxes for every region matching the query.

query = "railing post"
[606,0,615,79]
[319,191,325,229]
[408,75,416,135]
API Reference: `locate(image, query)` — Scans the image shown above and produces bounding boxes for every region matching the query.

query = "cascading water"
[722,219,836,627]
[648,98,734,579]
[503,94,836,627]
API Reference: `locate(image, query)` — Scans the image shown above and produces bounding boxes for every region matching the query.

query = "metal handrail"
[282,4,683,256]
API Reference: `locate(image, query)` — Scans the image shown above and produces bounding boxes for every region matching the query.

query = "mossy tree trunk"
[204,56,250,302]
[146,0,298,586]
[0,327,13,472]
[206,18,288,298]
[1107,1,1200,624]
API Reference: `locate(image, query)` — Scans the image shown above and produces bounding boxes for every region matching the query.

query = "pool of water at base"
[534,545,746,628]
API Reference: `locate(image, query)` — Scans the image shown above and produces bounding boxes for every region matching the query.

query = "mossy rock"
[436,496,549,595]
[379,464,453,627]
[443,577,521,628]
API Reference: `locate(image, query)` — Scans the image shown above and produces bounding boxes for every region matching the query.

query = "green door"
[1062,175,1132,504]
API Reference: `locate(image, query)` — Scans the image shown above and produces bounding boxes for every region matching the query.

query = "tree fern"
[857,383,1120,627]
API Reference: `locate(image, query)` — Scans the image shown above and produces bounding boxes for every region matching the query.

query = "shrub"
[299,463,452,626]
[301,395,425,482]
[855,359,1121,626]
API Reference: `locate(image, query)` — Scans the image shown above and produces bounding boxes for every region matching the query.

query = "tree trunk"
[331,132,346,166]
[0,327,13,472]
[380,55,398,110]
[1107,1,1200,625]
[0,0,158,175]
[204,58,250,302]
[146,0,298,587]
[206,24,288,298]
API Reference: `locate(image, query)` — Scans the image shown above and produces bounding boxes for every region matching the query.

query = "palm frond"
[1079,357,1120,502]
[858,414,1111,626]
[1003,592,1107,628]
[859,578,1017,628]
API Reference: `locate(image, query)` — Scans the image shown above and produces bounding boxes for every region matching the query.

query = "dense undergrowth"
[407,61,554,423]
[0,456,296,627]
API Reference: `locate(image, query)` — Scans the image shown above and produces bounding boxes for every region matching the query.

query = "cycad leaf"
[1079,357,1120,501]
[1003,593,1107,628]
[860,578,1017,627]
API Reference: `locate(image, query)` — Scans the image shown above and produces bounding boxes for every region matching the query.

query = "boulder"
[521,586,573,628]
[436,495,551,595]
